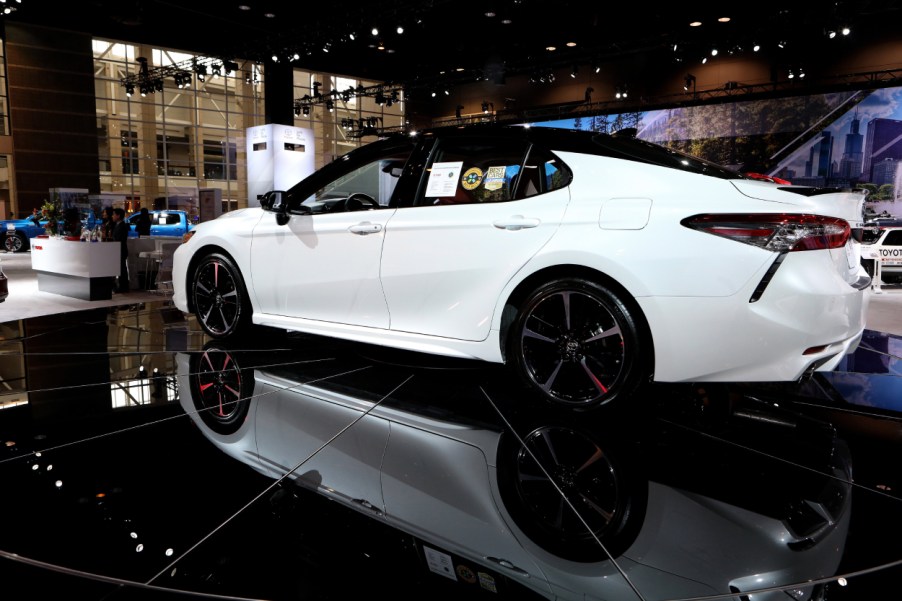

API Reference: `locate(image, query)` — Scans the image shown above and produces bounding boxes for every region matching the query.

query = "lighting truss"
[119,56,244,96]
[293,81,405,115]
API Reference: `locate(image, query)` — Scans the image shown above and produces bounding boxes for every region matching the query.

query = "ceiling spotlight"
[827,29,837,39]
[294,104,301,117]
[777,40,786,49]
[223,60,238,74]
[302,105,310,116]
[482,101,489,113]
[566,41,577,47]
[788,69,795,79]
[799,68,806,78]
[752,42,761,52]
[842,26,851,36]
[371,27,379,36]
[711,48,718,56]
[689,20,702,27]
[293,53,300,61]
[396,26,404,34]
[701,57,708,64]
[718,16,730,22]
[325,99,334,112]
[211,63,222,78]
[545,45,556,52]
[271,54,279,62]
[125,82,135,97]
[485,10,496,17]
[139,83,149,97]
[570,64,578,78]
[594,64,601,73]
[153,78,163,92]
[349,32,356,41]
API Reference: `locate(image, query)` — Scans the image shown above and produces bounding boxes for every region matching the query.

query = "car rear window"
[591,134,744,180]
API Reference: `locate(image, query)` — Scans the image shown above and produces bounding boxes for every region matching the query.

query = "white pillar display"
[246,124,315,207]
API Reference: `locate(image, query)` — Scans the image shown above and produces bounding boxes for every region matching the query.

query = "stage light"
[683,73,696,92]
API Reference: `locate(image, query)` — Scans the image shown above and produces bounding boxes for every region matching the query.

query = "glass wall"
[93,40,265,215]
[292,70,406,169]
[93,39,404,216]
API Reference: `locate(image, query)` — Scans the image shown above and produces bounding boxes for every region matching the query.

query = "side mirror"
[261,191,292,225]
[260,190,285,211]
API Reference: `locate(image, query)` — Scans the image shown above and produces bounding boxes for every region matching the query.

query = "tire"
[189,346,252,435]
[509,277,648,409]
[4,232,26,253]
[191,252,252,338]
[496,424,645,561]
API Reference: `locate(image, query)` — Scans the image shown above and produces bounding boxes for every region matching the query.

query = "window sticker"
[461,167,484,190]
[423,546,457,581]
[478,571,498,593]
[425,161,464,197]
[483,166,506,191]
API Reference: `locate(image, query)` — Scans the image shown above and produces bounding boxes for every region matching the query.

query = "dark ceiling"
[6,0,902,88]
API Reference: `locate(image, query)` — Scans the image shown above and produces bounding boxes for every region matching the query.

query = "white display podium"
[30,236,119,300]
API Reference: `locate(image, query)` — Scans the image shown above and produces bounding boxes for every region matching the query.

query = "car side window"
[513,145,571,199]
[295,150,413,214]
[416,138,529,206]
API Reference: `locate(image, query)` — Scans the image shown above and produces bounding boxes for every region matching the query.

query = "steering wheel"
[343,193,380,212]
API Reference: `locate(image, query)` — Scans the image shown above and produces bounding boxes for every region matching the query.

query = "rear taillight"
[682,214,850,252]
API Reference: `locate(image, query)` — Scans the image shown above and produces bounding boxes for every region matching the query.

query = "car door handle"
[352,498,383,515]
[348,222,383,235]
[484,556,531,577]
[493,216,540,231]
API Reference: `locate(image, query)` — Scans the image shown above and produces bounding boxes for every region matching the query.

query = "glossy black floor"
[0,301,901,600]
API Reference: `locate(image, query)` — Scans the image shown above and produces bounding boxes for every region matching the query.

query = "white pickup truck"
[861,225,902,285]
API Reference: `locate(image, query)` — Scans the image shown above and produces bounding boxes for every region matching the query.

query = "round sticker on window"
[461,167,484,190]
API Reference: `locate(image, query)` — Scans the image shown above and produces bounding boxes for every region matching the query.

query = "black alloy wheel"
[191,347,250,434]
[4,233,26,253]
[498,425,643,561]
[510,277,647,409]
[192,253,250,338]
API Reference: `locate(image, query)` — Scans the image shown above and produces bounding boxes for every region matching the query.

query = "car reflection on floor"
[177,343,852,601]
[0,303,901,600]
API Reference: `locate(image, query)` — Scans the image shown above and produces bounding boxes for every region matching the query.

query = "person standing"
[100,207,114,241]
[135,207,152,237]
[111,207,130,293]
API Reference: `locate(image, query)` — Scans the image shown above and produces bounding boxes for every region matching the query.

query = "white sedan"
[173,125,871,409]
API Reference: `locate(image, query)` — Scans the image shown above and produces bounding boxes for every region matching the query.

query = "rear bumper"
[639,251,870,383]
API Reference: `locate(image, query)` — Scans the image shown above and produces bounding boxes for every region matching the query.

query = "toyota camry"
[172,125,871,409]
